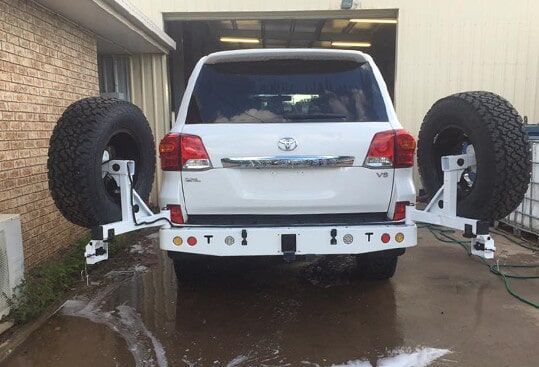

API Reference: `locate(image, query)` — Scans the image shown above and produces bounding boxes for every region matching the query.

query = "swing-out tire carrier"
[92,157,417,257]
[85,160,171,265]
[85,150,498,265]
[405,152,496,259]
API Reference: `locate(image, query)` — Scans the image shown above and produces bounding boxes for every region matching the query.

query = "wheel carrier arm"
[406,152,495,259]
[85,160,171,264]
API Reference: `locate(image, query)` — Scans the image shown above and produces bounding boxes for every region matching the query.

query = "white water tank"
[504,140,539,235]
[0,214,24,320]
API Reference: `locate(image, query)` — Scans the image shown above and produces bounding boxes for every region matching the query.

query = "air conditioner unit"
[0,214,24,320]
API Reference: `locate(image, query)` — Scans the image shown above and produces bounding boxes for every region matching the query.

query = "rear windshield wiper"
[284,113,348,121]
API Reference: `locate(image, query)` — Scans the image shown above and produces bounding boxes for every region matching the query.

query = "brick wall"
[0,0,99,268]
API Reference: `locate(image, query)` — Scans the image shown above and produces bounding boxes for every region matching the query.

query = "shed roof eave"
[34,0,176,54]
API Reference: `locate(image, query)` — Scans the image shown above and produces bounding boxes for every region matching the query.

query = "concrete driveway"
[1,228,538,367]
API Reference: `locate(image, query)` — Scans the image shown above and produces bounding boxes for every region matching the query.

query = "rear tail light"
[392,201,409,221]
[168,205,184,224]
[159,133,212,171]
[364,130,394,168]
[159,133,182,171]
[394,130,416,168]
[180,134,212,170]
[364,129,416,169]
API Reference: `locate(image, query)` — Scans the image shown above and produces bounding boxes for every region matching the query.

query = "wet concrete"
[2,228,539,367]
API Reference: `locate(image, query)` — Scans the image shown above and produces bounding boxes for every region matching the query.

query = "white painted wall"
[127,0,539,137]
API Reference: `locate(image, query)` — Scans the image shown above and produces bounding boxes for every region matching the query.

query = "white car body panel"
[182,166,393,214]
[181,122,394,214]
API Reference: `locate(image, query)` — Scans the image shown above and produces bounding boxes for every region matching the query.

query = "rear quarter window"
[186,59,388,124]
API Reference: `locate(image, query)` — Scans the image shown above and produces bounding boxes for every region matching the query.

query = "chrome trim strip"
[221,155,355,169]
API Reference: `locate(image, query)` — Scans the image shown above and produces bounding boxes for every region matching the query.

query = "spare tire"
[48,97,156,228]
[417,91,531,221]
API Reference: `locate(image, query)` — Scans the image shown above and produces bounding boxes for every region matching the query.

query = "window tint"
[186,59,388,124]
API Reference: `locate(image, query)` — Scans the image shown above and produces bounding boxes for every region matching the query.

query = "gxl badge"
[278,137,298,151]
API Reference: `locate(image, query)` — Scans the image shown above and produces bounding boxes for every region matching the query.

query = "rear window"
[186,59,388,124]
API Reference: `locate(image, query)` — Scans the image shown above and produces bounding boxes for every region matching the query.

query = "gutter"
[98,0,176,51]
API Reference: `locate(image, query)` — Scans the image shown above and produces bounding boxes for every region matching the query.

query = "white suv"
[158,49,417,279]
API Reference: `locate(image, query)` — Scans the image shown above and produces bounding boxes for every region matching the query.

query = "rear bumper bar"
[160,223,417,256]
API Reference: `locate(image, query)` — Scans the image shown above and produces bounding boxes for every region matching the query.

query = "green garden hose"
[419,224,539,309]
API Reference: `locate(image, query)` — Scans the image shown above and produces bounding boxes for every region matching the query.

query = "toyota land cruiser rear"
[158,49,417,280]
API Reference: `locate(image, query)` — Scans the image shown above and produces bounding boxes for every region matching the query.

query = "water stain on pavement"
[2,228,538,366]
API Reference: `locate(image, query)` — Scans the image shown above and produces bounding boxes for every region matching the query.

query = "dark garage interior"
[165,15,397,116]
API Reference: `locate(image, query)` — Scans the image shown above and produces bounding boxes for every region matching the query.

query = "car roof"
[204,48,369,64]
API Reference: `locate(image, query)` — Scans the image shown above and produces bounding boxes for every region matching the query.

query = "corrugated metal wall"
[128,0,539,137]
[382,0,539,135]
[130,54,171,203]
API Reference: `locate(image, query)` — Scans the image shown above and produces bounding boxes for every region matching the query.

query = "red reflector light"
[393,201,409,221]
[159,133,211,171]
[168,205,184,224]
[187,236,197,246]
[159,133,181,171]
[381,233,391,243]
[364,129,416,169]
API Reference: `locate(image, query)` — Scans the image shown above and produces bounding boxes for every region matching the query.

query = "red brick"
[1,0,97,269]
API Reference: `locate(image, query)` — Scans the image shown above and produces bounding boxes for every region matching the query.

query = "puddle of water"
[55,253,415,367]
[225,355,250,367]
[6,230,537,366]
[328,359,372,367]
[377,347,450,367]
[130,244,145,254]
[57,252,449,367]
[326,347,450,367]
[60,275,168,367]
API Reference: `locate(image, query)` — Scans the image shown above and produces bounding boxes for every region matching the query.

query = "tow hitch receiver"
[281,234,297,262]
[406,152,496,259]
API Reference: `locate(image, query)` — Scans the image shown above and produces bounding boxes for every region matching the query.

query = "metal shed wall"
[129,54,171,203]
[127,0,539,136]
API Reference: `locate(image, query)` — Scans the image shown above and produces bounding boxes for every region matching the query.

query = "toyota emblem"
[278,137,298,151]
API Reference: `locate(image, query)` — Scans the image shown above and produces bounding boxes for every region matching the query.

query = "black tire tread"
[356,254,398,280]
[47,97,155,228]
[418,91,531,220]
